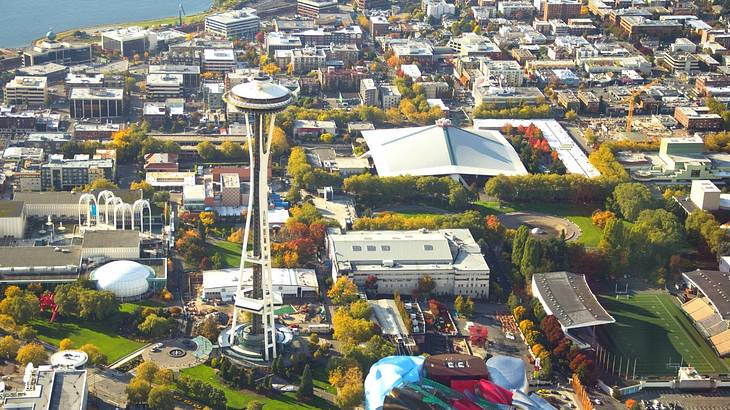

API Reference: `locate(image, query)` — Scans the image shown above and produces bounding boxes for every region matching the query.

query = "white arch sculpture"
[97,191,115,224]
[78,193,97,227]
[132,199,152,234]
[105,197,123,225]
[113,202,133,230]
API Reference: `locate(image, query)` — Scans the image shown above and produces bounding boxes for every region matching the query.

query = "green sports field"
[597,291,729,377]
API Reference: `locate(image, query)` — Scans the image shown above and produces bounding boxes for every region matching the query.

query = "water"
[0,0,212,48]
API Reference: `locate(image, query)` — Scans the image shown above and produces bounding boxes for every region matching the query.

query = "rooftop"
[683,270,730,320]
[362,122,527,177]
[0,201,24,218]
[206,8,259,23]
[328,228,489,273]
[0,245,82,269]
[532,271,615,330]
[69,87,124,100]
[203,267,318,289]
[82,230,140,249]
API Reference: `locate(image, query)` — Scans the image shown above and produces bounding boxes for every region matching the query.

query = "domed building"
[90,260,154,301]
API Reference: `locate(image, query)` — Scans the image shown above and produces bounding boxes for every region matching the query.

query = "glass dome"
[90,260,153,299]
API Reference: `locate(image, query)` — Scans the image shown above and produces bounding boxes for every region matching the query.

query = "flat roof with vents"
[531,271,615,330]
[683,270,730,321]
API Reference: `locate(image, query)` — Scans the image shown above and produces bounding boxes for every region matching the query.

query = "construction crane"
[625,80,658,133]
[178,3,186,27]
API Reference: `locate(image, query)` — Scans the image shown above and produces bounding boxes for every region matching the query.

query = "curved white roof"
[50,350,88,368]
[362,124,528,177]
[230,77,291,100]
[90,260,152,298]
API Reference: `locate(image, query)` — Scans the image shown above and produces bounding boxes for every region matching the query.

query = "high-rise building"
[220,76,293,363]
[205,8,261,40]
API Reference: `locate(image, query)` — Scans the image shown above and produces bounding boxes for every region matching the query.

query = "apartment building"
[3,76,47,106]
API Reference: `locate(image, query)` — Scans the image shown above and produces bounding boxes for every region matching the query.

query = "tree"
[18,325,37,340]
[455,295,466,317]
[262,62,280,76]
[330,365,364,409]
[271,126,290,157]
[0,335,20,359]
[297,364,314,400]
[125,378,152,404]
[565,110,578,121]
[199,211,216,228]
[332,308,373,347]
[16,343,48,366]
[612,182,654,221]
[136,361,161,383]
[328,277,359,305]
[78,289,118,321]
[220,140,244,159]
[83,178,119,192]
[513,305,528,322]
[348,299,372,320]
[59,338,74,350]
[416,275,436,298]
[148,386,175,410]
[138,314,171,338]
[196,141,218,161]
[247,401,265,410]
[336,383,364,410]
[0,291,39,324]
[320,132,334,143]
[130,180,154,198]
[194,316,221,342]
[79,343,107,365]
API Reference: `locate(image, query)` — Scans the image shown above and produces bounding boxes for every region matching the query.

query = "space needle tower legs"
[223,76,292,362]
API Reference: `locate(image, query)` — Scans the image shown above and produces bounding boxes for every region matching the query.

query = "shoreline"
[25,9,210,48]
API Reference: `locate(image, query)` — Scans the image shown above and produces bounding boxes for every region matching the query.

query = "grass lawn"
[119,299,166,314]
[31,316,144,363]
[179,365,336,409]
[210,240,243,268]
[597,291,728,377]
[474,200,623,247]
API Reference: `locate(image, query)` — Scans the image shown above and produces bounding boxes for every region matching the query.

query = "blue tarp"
[364,355,425,410]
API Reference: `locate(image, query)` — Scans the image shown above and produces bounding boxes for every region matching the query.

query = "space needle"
[219,75,293,363]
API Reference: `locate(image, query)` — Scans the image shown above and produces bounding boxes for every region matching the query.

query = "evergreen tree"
[297,364,314,400]
[512,226,530,266]
[520,237,543,280]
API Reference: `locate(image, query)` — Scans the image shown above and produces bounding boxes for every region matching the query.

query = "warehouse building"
[327,228,490,298]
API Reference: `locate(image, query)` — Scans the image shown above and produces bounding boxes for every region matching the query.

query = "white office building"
[4,76,48,107]
[205,8,261,40]
[202,49,237,73]
[146,73,184,99]
[327,228,490,298]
